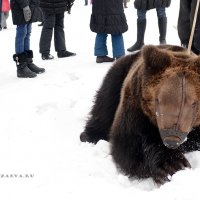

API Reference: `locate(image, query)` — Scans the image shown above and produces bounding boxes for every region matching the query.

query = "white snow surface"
[0,1,200,199]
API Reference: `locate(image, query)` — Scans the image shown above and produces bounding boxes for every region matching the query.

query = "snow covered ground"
[0,1,200,200]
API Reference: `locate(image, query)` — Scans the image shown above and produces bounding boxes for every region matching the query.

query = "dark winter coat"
[178,0,200,52]
[90,0,128,34]
[10,0,43,25]
[39,0,74,14]
[134,0,171,10]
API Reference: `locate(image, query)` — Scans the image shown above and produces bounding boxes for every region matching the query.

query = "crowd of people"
[0,0,200,78]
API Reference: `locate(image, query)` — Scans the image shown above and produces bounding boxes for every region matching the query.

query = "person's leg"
[94,33,108,56]
[127,9,146,52]
[13,24,36,78]
[3,12,9,28]
[95,33,114,63]
[1,13,6,28]
[54,12,66,52]
[23,23,45,73]
[54,12,76,58]
[24,23,32,51]
[124,0,128,8]
[26,49,45,74]
[191,0,200,54]
[39,13,55,59]
[111,34,125,59]
[177,0,191,46]
[0,4,1,30]
[15,24,27,54]
[156,7,167,44]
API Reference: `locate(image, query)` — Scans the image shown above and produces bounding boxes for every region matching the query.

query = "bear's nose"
[159,129,188,149]
[163,137,181,149]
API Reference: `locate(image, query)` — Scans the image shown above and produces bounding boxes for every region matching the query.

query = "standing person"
[1,0,10,29]
[127,0,171,52]
[90,0,128,63]
[10,0,45,78]
[0,0,2,30]
[178,0,200,55]
[39,0,76,60]
[84,0,88,6]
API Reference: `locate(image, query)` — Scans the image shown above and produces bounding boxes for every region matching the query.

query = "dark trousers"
[39,12,66,54]
[178,0,200,51]
[137,8,166,20]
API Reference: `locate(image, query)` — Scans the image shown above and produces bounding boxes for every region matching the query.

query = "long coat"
[10,0,43,25]
[90,0,128,34]
[39,0,73,14]
[178,0,200,51]
[2,0,10,12]
[134,0,171,10]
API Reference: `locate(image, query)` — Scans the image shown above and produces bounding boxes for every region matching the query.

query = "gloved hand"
[23,6,31,22]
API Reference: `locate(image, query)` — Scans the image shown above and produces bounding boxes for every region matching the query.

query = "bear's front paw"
[80,132,99,144]
[152,154,191,184]
[80,132,91,142]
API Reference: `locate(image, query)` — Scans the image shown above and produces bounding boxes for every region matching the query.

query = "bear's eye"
[192,102,197,109]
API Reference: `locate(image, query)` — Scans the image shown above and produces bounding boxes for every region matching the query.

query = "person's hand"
[23,6,31,22]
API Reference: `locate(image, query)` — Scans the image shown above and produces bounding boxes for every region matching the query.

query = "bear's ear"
[142,45,172,73]
[192,56,200,74]
[193,55,200,67]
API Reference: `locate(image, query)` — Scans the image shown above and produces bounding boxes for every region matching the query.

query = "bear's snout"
[160,129,188,149]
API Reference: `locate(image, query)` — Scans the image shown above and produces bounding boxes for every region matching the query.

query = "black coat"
[10,0,43,25]
[134,0,171,10]
[178,0,200,51]
[39,0,73,14]
[90,0,128,34]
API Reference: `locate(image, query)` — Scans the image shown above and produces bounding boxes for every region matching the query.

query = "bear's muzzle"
[159,129,188,149]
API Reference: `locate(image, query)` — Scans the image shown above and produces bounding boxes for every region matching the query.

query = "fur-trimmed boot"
[127,19,146,52]
[158,17,167,44]
[13,52,37,78]
[26,50,45,74]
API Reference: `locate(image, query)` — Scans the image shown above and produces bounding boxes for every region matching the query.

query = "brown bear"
[80,45,200,184]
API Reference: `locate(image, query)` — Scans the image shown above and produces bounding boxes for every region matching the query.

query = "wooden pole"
[187,0,200,54]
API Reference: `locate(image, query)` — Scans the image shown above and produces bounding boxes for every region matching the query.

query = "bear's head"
[140,45,200,149]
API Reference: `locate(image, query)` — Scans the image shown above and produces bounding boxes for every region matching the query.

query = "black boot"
[127,19,146,52]
[158,17,167,44]
[26,50,45,74]
[96,56,115,63]
[13,53,37,78]
[57,50,76,58]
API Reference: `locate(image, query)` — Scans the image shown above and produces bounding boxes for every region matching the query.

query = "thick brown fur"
[80,45,200,184]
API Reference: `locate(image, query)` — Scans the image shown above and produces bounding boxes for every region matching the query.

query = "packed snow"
[0,1,200,200]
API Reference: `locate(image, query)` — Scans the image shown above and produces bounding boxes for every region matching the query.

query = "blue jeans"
[94,33,125,58]
[137,8,166,20]
[15,23,32,54]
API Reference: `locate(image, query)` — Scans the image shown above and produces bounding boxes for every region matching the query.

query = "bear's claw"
[152,154,191,184]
